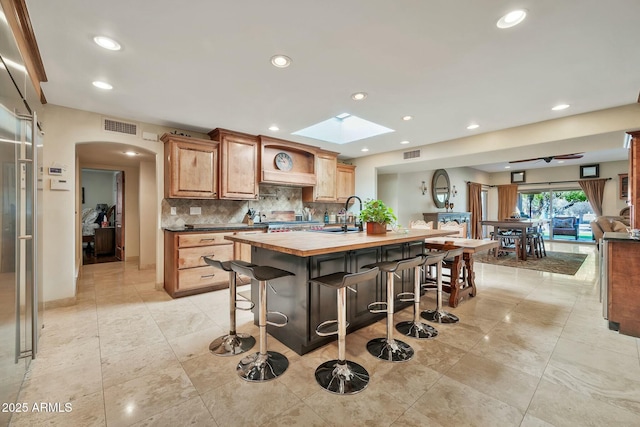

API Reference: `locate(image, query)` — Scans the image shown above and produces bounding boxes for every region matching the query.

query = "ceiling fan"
[509,153,584,164]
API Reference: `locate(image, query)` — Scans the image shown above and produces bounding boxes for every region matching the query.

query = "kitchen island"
[225,228,453,355]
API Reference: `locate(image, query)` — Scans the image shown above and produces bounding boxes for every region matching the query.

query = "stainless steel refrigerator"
[0,3,44,426]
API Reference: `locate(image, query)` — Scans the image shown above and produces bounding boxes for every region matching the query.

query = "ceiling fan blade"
[554,153,584,160]
[509,158,542,164]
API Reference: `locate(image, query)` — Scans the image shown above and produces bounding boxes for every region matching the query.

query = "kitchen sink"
[312,227,361,233]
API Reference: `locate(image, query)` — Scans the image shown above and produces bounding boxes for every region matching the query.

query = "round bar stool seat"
[422,249,461,324]
[203,258,256,356]
[230,262,294,382]
[309,267,379,394]
[362,257,418,362]
[395,255,439,339]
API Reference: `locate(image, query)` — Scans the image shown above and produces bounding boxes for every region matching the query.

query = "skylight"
[292,114,394,144]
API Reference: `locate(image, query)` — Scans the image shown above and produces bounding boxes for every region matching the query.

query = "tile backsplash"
[161,184,348,228]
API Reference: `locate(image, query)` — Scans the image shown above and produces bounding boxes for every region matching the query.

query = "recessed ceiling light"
[467,123,480,130]
[351,92,367,101]
[402,115,413,121]
[552,104,570,111]
[92,81,113,90]
[361,148,369,152]
[270,55,291,68]
[497,9,527,29]
[93,36,121,51]
[400,140,410,145]
[268,125,279,131]
[557,160,565,164]
[505,166,511,169]
[124,151,137,156]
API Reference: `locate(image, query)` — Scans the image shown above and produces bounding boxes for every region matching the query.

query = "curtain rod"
[466,177,612,187]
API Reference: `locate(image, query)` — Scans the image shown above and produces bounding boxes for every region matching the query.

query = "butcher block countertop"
[224,228,455,257]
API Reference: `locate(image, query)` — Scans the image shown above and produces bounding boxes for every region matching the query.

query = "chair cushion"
[612,220,629,233]
[553,218,574,228]
[596,216,614,233]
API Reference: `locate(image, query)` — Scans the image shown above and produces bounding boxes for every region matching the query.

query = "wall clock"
[274,152,293,171]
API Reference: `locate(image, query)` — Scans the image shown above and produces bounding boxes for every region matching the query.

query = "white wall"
[139,161,157,270]
[81,169,116,211]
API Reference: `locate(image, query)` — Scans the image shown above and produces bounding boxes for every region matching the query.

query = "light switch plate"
[189,207,201,215]
[170,207,177,215]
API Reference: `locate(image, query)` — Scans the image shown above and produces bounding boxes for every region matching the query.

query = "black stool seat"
[230,261,294,382]
[310,267,379,394]
[202,257,256,357]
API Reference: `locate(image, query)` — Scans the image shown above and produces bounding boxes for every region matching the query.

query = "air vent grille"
[403,149,420,160]
[103,118,138,136]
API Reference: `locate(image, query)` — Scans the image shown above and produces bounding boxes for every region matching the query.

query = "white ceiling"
[24,0,640,170]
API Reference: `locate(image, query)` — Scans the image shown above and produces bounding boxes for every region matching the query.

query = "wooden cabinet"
[302,149,338,202]
[94,227,115,256]
[209,128,259,200]
[233,229,265,263]
[336,163,356,202]
[164,230,234,297]
[627,130,640,229]
[161,134,219,199]
[603,235,640,337]
[259,135,317,186]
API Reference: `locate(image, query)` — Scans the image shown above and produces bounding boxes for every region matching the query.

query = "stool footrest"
[235,297,255,311]
[315,319,351,337]
[397,291,414,302]
[368,301,387,314]
[266,311,288,327]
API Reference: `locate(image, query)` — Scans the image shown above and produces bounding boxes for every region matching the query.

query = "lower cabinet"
[94,227,115,256]
[164,230,234,297]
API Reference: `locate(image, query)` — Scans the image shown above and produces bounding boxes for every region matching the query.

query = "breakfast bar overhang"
[225,229,453,355]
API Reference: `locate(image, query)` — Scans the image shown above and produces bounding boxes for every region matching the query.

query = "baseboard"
[139,263,155,270]
[45,296,77,309]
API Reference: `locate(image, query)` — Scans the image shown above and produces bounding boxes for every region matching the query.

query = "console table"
[94,227,115,256]
[422,212,471,238]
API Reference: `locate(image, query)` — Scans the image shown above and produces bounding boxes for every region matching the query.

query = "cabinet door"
[308,252,348,344]
[219,132,259,199]
[348,248,380,323]
[314,152,337,201]
[167,139,218,198]
[336,164,356,202]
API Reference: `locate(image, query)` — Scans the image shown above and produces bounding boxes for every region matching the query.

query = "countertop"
[163,223,268,232]
[224,228,455,257]
[603,231,640,242]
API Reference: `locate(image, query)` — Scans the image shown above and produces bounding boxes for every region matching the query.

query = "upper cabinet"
[209,128,259,200]
[336,163,356,202]
[259,136,317,186]
[162,134,219,199]
[302,149,338,202]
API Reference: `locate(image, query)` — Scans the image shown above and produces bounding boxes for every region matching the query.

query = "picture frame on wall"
[510,171,525,183]
[580,164,599,179]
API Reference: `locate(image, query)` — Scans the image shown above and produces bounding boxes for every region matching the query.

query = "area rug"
[474,251,588,275]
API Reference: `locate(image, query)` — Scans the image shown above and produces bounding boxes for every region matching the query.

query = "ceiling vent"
[403,149,420,160]
[102,117,138,136]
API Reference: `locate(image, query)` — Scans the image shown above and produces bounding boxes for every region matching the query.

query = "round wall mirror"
[431,169,450,208]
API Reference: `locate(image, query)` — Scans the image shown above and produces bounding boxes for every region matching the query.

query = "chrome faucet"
[343,195,363,232]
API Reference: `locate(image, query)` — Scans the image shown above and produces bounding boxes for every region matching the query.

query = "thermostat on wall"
[48,167,63,175]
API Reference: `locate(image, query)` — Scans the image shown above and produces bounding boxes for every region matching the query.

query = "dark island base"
[249,240,426,355]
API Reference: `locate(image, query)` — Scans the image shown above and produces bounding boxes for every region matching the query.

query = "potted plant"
[359,199,397,234]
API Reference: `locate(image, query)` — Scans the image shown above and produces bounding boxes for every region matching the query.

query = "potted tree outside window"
[359,199,397,234]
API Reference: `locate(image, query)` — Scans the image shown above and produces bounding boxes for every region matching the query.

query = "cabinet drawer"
[178,232,233,248]
[178,244,233,269]
[177,266,226,291]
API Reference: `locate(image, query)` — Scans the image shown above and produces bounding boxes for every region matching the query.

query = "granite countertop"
[603,231,640,242]
[163,223,268,232]
[224,228,455,257]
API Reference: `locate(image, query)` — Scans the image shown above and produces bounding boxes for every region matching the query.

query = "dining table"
[480,219,546,261]
[423,237,499,307]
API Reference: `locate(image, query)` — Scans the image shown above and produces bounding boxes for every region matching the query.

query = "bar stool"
[395,255,439,339]
[203,257,256,356]
[230,262,294,382]
[422,250,460,324]
[309,267,380,394]
[363,257,417,362]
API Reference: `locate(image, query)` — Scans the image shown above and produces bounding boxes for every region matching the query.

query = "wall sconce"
[451,185,458,197]
[420,181,428,195]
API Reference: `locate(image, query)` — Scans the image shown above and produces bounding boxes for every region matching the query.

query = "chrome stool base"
[209,333,256,357]
[237,350,289,382]
[367,338,414,362]
[315,360,369,394]
[395,320,439,339]
[421,309,459,324]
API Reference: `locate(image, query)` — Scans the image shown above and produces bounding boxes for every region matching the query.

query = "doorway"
[81,168,125,265]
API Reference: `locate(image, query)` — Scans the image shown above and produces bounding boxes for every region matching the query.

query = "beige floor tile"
[9,389,105,427]
[103,364,198,427]
[560,319,639,356]
[167,326,227,361]
[412,375,524,427]
[528,379,640,426]
[470,333,553,378]
[180,352,241,395]
[445,352,540,412]
[390,407,446,427]
[129,396,216,427]
[519,413,557,427]
[202,379,301,427]
[261,401,328,427]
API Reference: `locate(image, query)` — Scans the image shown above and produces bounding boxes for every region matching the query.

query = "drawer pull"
[200,274,215,279]
[199,238,217,242]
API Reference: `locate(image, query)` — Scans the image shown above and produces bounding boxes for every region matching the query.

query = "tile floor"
[8,242,640,426]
